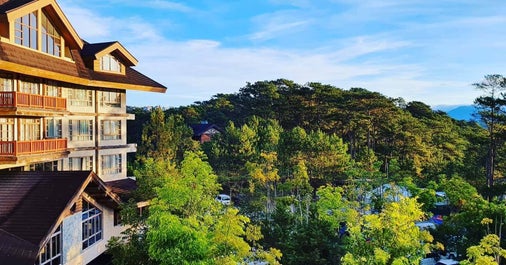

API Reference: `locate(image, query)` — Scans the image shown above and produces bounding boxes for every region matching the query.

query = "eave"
[0,59,167,93]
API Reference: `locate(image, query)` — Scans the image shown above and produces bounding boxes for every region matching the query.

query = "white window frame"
[100,54,122,73]
[45,118,62,139]
[101,154,122,175]
[82,199,102,250]
[100,91,121,107]
[69,156,93,171]
[67,88,93,107]
[37,225,62,265]
[101,120,121,140]
[69,120,93,141]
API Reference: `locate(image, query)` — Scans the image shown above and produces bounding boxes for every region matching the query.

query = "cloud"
[248,10,313,42]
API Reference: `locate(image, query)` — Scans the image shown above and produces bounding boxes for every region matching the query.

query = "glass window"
[0,74,14,92]
[19,79,40,94]
[15,11,37,50]
[38,225,61,265]
[101,120,121,140]
[69,120,93,141]
[69,156,93,171]
[45,118,62,139]
[0,118,14,141]
[100,91,121,107]
[45,81,61,97]
[101,154,122,175]
[19,118,41,141]
[82,200,102,250]
[67,88,93,107]
[41,12,61,57]
[100,54,121,73]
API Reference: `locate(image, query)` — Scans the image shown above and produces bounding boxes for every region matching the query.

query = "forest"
[109,75,506,265]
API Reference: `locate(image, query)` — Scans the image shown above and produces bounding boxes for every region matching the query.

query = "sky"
[57,0,506,108]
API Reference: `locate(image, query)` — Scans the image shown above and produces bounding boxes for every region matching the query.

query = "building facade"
[0,0,166,264]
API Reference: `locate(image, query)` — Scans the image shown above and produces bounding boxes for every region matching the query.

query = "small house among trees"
[190,122,222,143]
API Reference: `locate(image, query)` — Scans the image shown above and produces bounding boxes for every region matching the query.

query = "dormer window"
[100,54,122,73]
[13,10,63,57]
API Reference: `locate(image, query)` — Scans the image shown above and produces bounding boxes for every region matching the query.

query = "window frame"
[101,120,121,140]
[82,199,103,250]
[101,154,122,175]
[37,224,62,265]
[69,120,93,141]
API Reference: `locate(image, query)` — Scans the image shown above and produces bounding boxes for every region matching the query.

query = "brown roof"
[0,171,92,246]
[0,1,166,92]
[106,177,138,201]
[0,171,123,264]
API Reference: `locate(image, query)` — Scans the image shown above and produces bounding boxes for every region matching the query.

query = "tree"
[461,234,506,265]
[147,151,281,265]
[341,197,433,265]
[474,74,506,187]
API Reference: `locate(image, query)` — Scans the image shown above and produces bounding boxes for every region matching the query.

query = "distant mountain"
[434,105,477,121]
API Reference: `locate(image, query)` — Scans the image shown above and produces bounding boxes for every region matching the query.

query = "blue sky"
[57,0,506,108]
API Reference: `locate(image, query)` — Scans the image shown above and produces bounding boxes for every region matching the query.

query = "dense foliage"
[117,76,506,264]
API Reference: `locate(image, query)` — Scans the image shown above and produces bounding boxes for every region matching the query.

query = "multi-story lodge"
[0,0,166,264]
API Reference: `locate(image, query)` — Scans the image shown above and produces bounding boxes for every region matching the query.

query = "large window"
[19,79,40,94]
[0,74,14,92]
[45,81,61,97]
[69,156,93,171]
[41,12,61,57]
[101,120,121,140]
[82,199,102,250]
[102,154,122,175]
[69,120,93,141]
[14,11,37,50]
[67,88,93,107]
[19,118,41,141]
[37,225,61,265]
[100,91,121,107]
[0,118,14,141]
[100,54,121,73]
[45,118,62,138]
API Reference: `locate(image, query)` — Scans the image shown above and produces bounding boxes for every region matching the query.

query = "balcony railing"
[0,92,66,110]
[0,139,67,156]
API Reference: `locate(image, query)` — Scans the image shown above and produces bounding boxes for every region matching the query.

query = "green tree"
[474,74,506,187]
[461,234,506,265]
[147,151,281,265]
[341,197,433,265]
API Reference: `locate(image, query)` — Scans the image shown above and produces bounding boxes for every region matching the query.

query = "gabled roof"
[0,0,84,49]
[0,171,122,264]
[0,0,167,93]
[191,123,223,137]
[82,41,138,66]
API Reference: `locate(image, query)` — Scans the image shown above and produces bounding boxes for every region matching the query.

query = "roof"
[106,177,138,201]
[191,123,222,137]
[0,171,122,264]
[0,0,166,93]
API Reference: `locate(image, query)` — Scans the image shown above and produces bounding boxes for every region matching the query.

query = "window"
[30,161,59,172]
[45,81,61,97]
[19,118,41,141]
[101,120,121,140]
[14,11,37,50]
[100,91,121,107]
[19,79,40,94]
[69,120,93,141]
[0,118,14,141]
[82,199,102,250]
[41,12,61,57]
[38,225,61,265]
[102,154,122,175]
[67,88,92,107]
[69,156,93,171]
[0,75,14,92]
[45,118,62,138]
[100,54,121,73]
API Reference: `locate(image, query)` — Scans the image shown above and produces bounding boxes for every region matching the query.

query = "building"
[0,0,166,263]
[190,122,222,143]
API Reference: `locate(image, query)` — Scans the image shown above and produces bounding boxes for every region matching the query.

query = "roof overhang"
[0,59,167,93]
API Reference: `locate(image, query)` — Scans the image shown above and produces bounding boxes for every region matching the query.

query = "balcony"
[0,139,67,157]
[0,92,66,110]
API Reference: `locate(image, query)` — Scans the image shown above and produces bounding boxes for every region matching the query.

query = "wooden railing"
[0,92,66,110]
[0,139,67,156]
